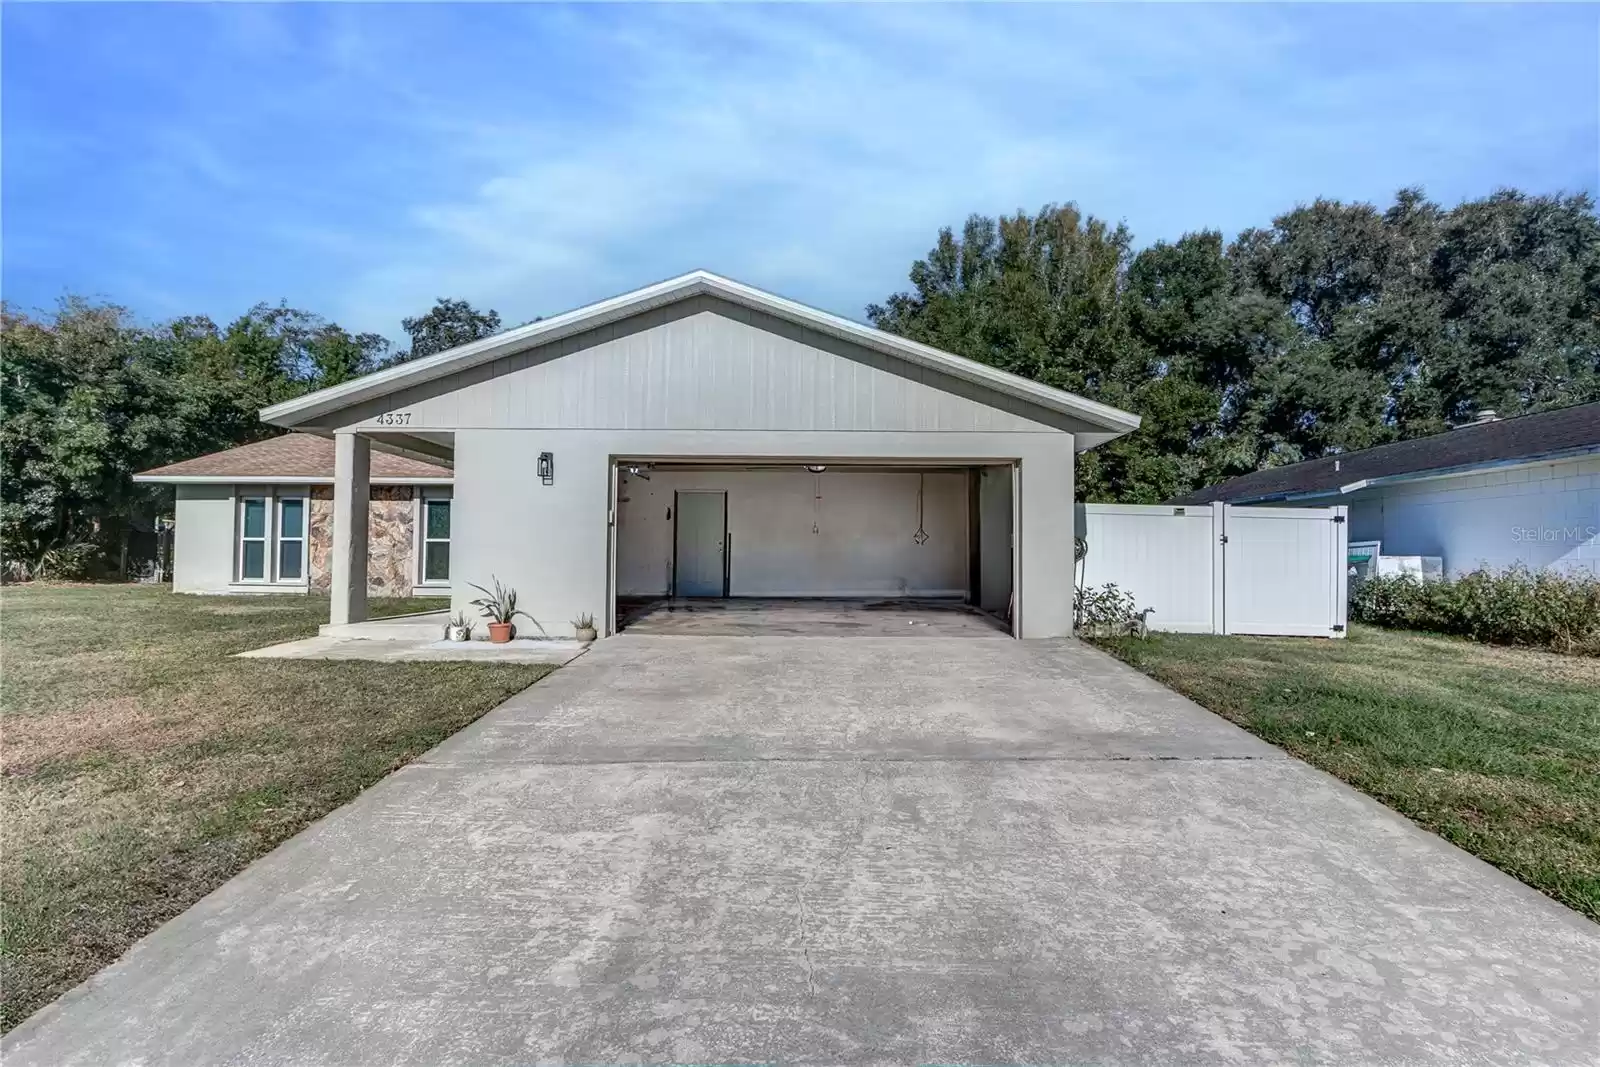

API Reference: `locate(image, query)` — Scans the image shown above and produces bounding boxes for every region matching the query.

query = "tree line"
[870,188,1600,502]
[3,186,1597,575]
[0,297,502,575]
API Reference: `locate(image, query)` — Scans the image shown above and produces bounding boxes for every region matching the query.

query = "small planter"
[575,625,597,644]
[445,624,471,643]
[487,622,514,644]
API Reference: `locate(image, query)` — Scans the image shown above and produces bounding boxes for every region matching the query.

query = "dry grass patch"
[1092,624,1600,921]
[0,585,553,1031]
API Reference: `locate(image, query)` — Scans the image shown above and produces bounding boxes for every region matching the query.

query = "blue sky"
[4,3,1596,343]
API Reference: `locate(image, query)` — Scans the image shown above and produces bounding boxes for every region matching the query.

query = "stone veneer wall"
[308,486,416,597]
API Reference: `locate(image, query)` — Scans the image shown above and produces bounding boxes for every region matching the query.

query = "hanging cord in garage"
[914,473,929,545]
[812,473,821,534]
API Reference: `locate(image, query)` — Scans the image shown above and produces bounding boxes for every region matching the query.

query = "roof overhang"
[133,475,454,486]
[1219,444,1600,505]
[260,271,1141,440]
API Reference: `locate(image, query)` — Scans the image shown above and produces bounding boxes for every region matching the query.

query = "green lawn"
[0,585,553,1031]
[1092,624,1600,921]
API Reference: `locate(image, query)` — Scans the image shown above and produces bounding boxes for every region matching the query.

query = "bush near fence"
[1350,566,1600,655]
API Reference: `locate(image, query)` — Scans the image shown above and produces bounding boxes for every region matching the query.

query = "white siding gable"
[327,297,1072,434]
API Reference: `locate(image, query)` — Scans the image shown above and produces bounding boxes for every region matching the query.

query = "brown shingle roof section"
[1172,401,1600,505]
[136,434,452,481]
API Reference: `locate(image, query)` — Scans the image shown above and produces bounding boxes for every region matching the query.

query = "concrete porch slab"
[318,610,451,640]
[238,635,588,665]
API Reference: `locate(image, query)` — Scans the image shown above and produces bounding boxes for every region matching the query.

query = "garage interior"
[612,462,1016,637]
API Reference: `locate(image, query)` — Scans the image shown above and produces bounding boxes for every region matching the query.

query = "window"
[421,496,451,582]
[277,497,305,581]
[239,497,268,580]
[236,489,308,585]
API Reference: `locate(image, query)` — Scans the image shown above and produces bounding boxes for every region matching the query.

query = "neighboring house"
[1173,402,1600,578]
[152,270,1139,638]
[135,434,454,596]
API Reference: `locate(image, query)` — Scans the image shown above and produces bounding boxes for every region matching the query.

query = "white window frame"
[233,486,311,588]
[416,488,452,587]
[274,493,308,583]
[236,494,271,583]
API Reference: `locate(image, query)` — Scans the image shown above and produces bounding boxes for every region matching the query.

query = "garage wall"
[976,466,1013,615]
[617,469,967,598]
[450,429,1077,637]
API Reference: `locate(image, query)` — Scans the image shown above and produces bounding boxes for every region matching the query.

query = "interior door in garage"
[674,491,727,596]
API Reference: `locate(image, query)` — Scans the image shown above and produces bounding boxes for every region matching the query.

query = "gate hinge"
[1331,624,1346,632]
[1219,534,1229,544]
[1331,515,1346,524]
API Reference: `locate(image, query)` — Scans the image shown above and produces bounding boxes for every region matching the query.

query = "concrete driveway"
[7,636,1596,1065]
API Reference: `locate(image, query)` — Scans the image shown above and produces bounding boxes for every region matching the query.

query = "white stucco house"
[137,271,1142,638]
[1174,402,1600,579]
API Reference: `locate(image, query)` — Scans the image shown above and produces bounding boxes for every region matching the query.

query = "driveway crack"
[796,865,818,1000]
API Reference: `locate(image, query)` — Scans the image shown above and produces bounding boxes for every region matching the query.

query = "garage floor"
[616,596,1011,637]
[8,635,1595,1065]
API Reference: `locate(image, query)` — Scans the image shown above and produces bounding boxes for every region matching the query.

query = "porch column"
[330,431,370,625]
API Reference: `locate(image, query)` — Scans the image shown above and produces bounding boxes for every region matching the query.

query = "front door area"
[673,491,727,597]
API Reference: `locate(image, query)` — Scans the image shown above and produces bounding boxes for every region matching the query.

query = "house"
[135,434,454,596]
[141,271,1142,638]
[1172,402,1600,578]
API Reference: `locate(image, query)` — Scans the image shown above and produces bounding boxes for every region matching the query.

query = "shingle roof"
[1172,402,1600,505]
[134,434,452,482]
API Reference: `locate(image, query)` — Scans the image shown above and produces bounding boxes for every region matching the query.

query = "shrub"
[1074,582,1153,638]
[1,541,109,583]
[1350,566,1600,655]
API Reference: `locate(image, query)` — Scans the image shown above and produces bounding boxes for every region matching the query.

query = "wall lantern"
[538,452,554,486]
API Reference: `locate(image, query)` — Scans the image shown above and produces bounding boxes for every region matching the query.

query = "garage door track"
[6,635,1596,1065]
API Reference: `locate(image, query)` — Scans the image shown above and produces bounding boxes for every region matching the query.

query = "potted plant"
[468,577,542,644]
[573,612,597,643]
[443,611,472,643]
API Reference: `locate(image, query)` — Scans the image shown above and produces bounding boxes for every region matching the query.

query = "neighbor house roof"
[1172,401,1600,505]
[259,270,1142,438]
[133,433,453,485]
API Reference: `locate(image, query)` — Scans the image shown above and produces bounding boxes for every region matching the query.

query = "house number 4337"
[374,411,412,426]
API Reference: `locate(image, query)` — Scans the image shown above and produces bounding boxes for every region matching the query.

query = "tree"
[0,299,390,577]
[397,298,502,362]
[871,190,1600,504]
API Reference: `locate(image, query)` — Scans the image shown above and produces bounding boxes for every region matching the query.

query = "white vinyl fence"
[1076,502,1349,638]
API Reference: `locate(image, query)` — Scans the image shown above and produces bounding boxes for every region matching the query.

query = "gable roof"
[133,433,453,484]
[259,270,1141,437]
[1173,401,1600,505]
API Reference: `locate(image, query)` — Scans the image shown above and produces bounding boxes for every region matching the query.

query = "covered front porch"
[324,429,455,626]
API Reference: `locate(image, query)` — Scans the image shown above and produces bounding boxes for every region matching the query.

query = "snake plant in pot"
[468,577,544,643]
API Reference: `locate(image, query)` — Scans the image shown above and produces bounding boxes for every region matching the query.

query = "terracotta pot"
[487,621,514,644]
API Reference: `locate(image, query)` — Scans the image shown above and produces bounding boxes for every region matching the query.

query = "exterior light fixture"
[804,464,827,473]
[538,452,554,486]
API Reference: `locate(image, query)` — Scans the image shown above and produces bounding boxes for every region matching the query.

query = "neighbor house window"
[421,495,451,583]
[238,497,268,581]
[276,496,305,581]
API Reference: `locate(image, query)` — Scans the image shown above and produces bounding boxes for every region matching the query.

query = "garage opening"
[611,462,1015,637]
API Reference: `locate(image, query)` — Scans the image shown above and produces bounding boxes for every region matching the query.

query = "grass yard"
[1093,624,1600,921]
[0,585,553,1032]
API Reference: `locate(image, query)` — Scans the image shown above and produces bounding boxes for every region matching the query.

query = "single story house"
[139,272,1140,637]
[135,433,455,596]
[1173,402,1600,578]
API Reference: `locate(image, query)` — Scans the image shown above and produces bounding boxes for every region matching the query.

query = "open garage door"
[612,462,1014,636]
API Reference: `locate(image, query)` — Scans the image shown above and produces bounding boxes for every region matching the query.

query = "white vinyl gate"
[1077,502,1349,638]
